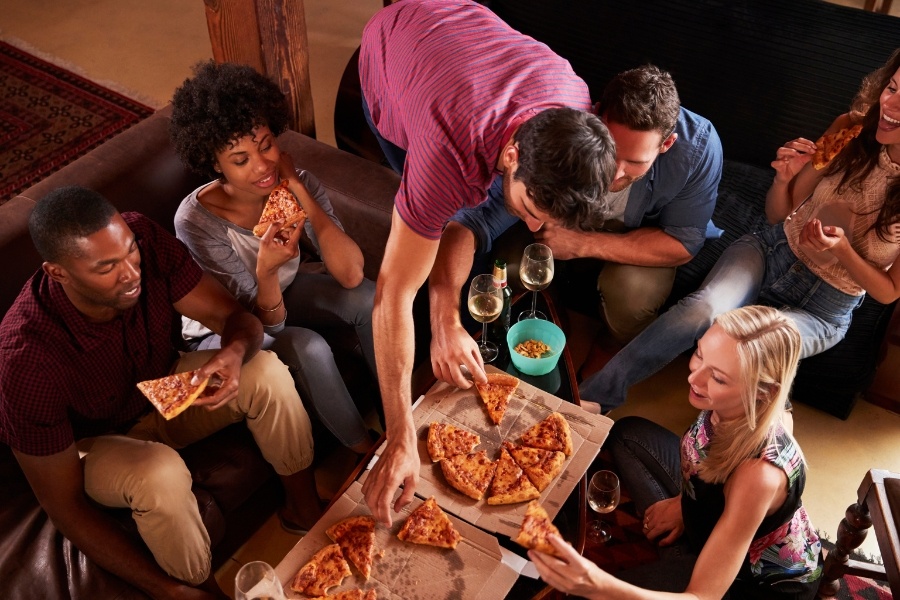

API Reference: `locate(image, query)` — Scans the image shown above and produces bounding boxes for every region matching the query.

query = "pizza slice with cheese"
[397,496,462,549]
[326,515,376,579]
[439,449,497,501]
[474,372,519,425]
[503,441,565,492]
[811,124,863,170]
[252,179,307,237]
[290,543,352,597]
[518,412,574,456]
[136,370,210,420]
[487,446,541,505]
[309,590,377,600]
[426,422,480,462]
[514,500,562,556]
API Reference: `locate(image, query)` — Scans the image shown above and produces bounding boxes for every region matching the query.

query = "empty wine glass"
[468,273,503,363]
[518,243,554,321]
[234,560,286,600]
[587,470,620,543]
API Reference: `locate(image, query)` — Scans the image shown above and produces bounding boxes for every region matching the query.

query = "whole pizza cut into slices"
[290,543,352,597]
[136,370,210,420]
[426,422,480,463]
[474,372,519,425]
[252,179,307,237]
[309,589,377,600]
[811,124,863,170]
[514,500,562,556]
[487,446,541,505]
[518,412,574,457]
[397,496,462,549]
[440,450,497,501]
[503,441,565,492]
[326,515,377,579]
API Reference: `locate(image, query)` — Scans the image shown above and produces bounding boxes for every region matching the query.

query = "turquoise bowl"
[506,318,566,376]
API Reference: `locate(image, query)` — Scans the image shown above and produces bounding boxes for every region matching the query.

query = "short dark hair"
[29,186,118,263]
[599,64,681,140]
[169,60,290,180]
[513,108,616,229]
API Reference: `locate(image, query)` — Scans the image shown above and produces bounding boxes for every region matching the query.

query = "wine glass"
[518,243,554,321]
[234,560,287,600]
[587,470,620,543]
[468,273,504,363]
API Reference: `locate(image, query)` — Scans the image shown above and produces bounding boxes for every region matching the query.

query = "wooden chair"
[818,469,900,597]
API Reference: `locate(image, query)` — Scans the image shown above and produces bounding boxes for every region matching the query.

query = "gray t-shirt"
[174,169,343,340]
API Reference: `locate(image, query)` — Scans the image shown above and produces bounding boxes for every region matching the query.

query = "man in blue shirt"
[428,65,724,388]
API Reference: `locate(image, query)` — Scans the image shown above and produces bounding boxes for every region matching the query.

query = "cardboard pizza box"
[276,481,519,600]
[363,365,612,539]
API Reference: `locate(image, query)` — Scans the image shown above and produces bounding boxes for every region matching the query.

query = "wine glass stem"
[481,321,488,347]
[531,291,538,316]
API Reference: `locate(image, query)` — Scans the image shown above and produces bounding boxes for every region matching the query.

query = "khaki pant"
[597,263,676,344]
[76,350,313,584]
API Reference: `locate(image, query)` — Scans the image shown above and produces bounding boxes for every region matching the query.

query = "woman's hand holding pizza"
[257,215,303,273]
[528,534,610,598]
[771,137,817,183]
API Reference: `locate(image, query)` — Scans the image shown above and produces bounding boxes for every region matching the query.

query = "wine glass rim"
[590,470,619,487]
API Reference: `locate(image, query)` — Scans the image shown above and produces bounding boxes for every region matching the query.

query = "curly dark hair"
[828,47,900,242]
[512,108,616,229]
[598,64,680,140]
[169,60,291,181]
[29,186,117,263]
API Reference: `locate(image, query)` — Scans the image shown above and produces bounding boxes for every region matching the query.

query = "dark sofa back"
[489,0,900,170]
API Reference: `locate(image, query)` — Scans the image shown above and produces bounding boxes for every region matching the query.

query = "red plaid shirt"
[0,213,203,456]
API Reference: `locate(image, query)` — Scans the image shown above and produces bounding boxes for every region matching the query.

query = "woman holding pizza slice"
[531,305,822,599]
[579,46,900,413]
[169,61,379,465]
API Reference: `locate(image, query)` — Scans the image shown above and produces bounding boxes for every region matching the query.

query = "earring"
[214,165,222,173]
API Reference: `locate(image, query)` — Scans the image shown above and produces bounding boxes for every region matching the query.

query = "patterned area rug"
[0,41,154,203]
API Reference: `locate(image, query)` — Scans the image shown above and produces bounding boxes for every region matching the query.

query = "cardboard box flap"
[276,481,519,600]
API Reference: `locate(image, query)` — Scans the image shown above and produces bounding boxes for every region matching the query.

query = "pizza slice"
[326,515,376,579]
[513,500,562,556]
[426,422,480,462]
[136,370,210,420]
[439,449,497,501]
[487,446,541,505]
[503,441,565,492]
[518,412,574,456]
[811,124,863,170]
[474,372,519,425]
[397,496,462,549]
[309,589,377,600]
[252,179,307,237]
[290,543,352,597]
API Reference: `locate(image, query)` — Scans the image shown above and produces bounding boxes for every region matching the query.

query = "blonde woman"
[531,306,822,599]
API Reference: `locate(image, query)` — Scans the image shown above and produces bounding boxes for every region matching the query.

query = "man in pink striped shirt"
[358,0,615,525]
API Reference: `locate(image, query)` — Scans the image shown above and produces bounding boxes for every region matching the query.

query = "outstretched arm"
[14,447,213,600]
[362,210,440,526]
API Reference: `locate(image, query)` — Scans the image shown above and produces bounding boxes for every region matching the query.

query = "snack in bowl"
[514,339,551,359]
[507,319,566,376]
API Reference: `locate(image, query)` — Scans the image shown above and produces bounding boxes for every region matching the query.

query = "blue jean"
[580,223,864,410]
[195,273,377,448]
[362,94,407,175]
[606,416,696,592]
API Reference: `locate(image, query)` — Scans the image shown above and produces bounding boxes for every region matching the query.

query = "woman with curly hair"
[533,306,822,599]
[580,47,900,412]
[169,61,378,469]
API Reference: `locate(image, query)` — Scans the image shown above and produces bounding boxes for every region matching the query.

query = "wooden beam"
[202,0,316,138]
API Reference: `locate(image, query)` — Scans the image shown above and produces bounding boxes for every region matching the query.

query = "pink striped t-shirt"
[359,0,592,239]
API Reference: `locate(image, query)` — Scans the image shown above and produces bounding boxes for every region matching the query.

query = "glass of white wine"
[518,243,554,321]
[468,273,503,363]
[234,560,286,600]
[587,470,620,544]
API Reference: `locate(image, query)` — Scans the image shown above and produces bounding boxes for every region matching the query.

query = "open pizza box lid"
[276,480,519,600]
[362,365,613,538]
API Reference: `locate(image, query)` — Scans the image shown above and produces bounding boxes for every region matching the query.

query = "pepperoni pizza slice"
[474,372,519,425]
[517,412,573,456]
[514,500,562,556]
[136,370,210,420]
[290,543,352,597]
[252,180,307,237]
[503,441,565,492]
[487,446,541,505]
[426,422,480,462]
[326,515,376,580]
[397,496,462,549]
[811,124,863,170]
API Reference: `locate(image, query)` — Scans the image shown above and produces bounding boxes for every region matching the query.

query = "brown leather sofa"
[0,106,402,598]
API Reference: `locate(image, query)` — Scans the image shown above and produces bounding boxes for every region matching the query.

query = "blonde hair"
[697,306,802,484]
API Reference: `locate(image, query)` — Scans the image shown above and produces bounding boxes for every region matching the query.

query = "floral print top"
[680,411,822,594]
